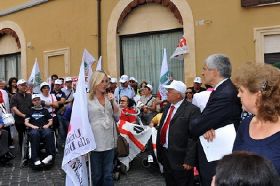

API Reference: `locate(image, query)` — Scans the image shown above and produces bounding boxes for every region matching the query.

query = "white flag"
[118,120,152,168]
[62,60,96,186]
[28,58,42,94]
[96,56,102,71]
[170,37,189,60]
[158,48,169,100]
[82,49,95,91]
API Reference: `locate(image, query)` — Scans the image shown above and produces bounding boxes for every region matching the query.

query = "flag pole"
[88,152,92,186]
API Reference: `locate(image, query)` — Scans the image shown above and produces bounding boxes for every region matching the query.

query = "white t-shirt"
[39,93,57,115]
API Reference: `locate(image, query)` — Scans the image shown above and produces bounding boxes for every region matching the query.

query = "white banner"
[62,59,96,186]
[158,48,169,100]
[28,59,42,94]
[82,49,95,91]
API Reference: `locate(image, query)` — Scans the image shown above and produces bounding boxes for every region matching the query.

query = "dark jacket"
[156,100,201,170]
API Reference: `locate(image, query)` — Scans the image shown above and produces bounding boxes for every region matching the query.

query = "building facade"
[0,0,279,87]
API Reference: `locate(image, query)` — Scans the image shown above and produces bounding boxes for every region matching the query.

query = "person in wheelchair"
[24,94,55,167]
[119,96,137,123]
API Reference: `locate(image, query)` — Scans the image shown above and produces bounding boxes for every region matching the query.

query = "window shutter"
[242,0,280,7]
[241,0,260,7]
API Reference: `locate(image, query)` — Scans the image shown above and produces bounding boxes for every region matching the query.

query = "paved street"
[0,145,165,186]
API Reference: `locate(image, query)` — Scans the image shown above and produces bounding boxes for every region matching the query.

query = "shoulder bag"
[0,104,15,127]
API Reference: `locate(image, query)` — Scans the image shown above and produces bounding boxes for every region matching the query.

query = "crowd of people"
[0,53,280,186]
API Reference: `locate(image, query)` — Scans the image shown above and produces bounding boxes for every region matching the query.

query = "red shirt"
[0,91,3,104]
[120,108,137,123]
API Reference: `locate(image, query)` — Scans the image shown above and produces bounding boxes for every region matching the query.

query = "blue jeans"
[90,149,114,186]
[57,114,68,144]
[28,128,55,163]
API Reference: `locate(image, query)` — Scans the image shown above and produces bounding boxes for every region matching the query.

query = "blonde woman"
[88,71,119,186]
[233,63,280,175]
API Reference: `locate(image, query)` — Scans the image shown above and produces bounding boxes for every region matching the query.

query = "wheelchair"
[20,127,56,170]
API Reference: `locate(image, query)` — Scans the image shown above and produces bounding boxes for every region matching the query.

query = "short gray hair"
[205,54,232,78]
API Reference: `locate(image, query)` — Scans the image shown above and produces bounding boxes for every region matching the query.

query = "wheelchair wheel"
[20,134,29,167]
[142,158,151,168]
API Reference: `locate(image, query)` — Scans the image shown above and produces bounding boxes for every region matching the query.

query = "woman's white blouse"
[88,96,117,152]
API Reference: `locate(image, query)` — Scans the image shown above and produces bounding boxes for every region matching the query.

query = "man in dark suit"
[190,54,242,186]
[156,80,201,186]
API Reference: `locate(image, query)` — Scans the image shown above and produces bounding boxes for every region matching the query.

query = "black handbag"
[116,133,129,157]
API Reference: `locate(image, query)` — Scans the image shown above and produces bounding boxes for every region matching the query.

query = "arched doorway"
[0,21,27,80]
[107,0,195,85]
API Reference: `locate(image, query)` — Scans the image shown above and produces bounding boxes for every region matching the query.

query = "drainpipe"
[97,0,102,57]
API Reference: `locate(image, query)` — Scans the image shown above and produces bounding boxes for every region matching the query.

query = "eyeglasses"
[120,100,127,102]
[186,92,192,94]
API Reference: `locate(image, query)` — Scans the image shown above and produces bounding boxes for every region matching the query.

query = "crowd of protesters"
[0,53,280,186]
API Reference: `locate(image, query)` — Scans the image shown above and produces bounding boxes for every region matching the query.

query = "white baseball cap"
[17,79,27,86]
[194,77,202,84]
[32,94,41,100]
[145,84,153,91]
[65,77,72,82]
[119,75,129,83]
[54,79,63,85]
[163,80,186,94]
[110,77,117,83]
[40,82,50,90]
[129,77,138,83]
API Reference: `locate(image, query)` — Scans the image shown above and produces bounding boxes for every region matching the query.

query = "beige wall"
[0,35,20,55]
[0,0,99,79]
[0,0,28,10]
[0,0,280,83]
[188,0,280,77]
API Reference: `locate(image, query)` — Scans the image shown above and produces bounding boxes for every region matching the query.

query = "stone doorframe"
[107,0,195,85]
[0,20,27,79]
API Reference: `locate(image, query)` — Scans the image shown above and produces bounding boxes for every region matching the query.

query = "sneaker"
[6,152,15,159]
[34,160,41,166]
[42,155,53,164]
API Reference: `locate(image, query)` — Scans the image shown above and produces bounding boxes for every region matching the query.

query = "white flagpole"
[96,56,102,71]
[88,152,92,186]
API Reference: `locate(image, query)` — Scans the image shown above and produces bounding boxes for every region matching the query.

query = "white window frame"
[254,25,280,64]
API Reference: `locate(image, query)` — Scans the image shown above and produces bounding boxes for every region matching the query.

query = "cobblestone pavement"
[115,152,165,186]
[0,146,165,186]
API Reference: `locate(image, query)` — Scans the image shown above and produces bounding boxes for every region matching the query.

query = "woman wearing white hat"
[139,84,156,125]
[39,82,59,115]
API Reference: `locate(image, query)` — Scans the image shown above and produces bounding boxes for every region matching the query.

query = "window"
[120,29,184,94]
[264,34,280,68]
[0,53,21,80]
[264,53,280,68]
